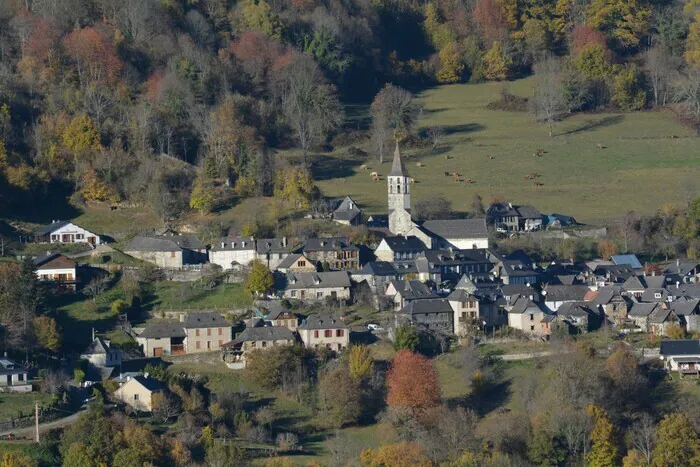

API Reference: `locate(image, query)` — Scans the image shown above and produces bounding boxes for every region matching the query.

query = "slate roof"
[501,284,537,299]
[302,237,357,252]
[509,297,547,314]
[359,261,397,276]
[388,280,435,300]
[590,286,626,305]
[392,261,419,275]
[381,236,426,252]
[644,276,667,289]
[557,301,594,317]
[659,339,700,356]
[447,289,478,302]
[611,254,643,269]
[183,312,229,329]
[83,337,111,355]
[649,307,674,324]
[131,375,163,393]
[298,314,348,330]
[237,326,295,342]
[35,220,72,236]
[455,274,478,293]
[285,271,351,289]
[276,253,309,271]
[388,142,408,177]
[623,276,647,291]
[211,236,255,251]
[663,263,700,276]
[126,234,204,252]
[544,285,591,302]
[0,358,26,376]
[421,219,488,240]
[515,205,541,219]
[333,197,362,221]
[669,299,700,316]
[256,238,291,254]
[138,323,186,339]
[641,288,668,302]
[628,302,660,317]
[401,298,453,315]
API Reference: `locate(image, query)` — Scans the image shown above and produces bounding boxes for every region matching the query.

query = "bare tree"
[619,211,637,253]
[674,67,700,129]
[629,413,656,465]
[426,126,445,149]
[531,56,567,137]
[152,391,182,423]
[278,56,343,156]
[645,47,675,108]
[370,84,421,163]
[84,275,110,303]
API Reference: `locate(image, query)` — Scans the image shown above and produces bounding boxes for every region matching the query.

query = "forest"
[0,0,699,224]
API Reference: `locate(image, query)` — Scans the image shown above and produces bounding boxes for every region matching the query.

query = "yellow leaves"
[348,345,373,380]
[274,165,315,209]
[436,43,465,83]
[586,0,651,48]
[360,442,432,467]
[483,41,512,81]
[241,0,283,39]
[189,176,217,214]
[81,169,114,202]
[685,13,700,67]
[61,114,101,155]
[34,316,61,352]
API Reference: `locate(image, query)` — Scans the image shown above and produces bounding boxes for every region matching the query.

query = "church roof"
[388,142,408,177]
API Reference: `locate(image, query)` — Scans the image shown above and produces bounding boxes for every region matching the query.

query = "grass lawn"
[146,282,253,312]
[312,78,699,224]
[0,393,56,421]
[71,204,161,238]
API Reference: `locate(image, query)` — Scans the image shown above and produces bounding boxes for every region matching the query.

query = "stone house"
[34,220,102,246]
[586,287,630,326]
[487,203,542,232]
[374,236,426,262]
[183,312,232,353]
[276,253,317,273]
[266,309,299,332]
[543,285,591,311]
[331,196,362,226]
[649,307,681,337]
[507,297,551,336]
[136,323,188,357]
[256,237,293,270]
[209,236,256,270]
[556,302,597,333]
[398,298,454,334]
[113,375,163,412]
[352,261,398,294]
[279,271,351,302]
[34,252,78,292]
[385,280,437,310]
[124,234,207,268]
[81,337,122,381]
[298,314,349,351]
[225,326,297,368]
[669,299,700,333]
[628,302,662,332]
[300,237,360,271]
[447,288,503,335]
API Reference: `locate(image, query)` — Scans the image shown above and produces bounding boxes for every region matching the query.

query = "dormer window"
[654,292,661,299]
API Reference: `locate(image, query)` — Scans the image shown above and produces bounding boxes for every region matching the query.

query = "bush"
[486,87,529,111]
[276,432,300,451]
[73,368,85,386]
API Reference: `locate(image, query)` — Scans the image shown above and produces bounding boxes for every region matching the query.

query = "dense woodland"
[0,0,699,224]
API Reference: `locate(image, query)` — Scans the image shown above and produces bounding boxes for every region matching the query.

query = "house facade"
[124,234,207,268]
[660,339,700,376]
[398,298,454,334]
[35,220,102,246]
[375,236,426,262]
[136,323,188,357]
[487,203,542,232]
[183,312,232,353]
[420,219,489,250]
[332,196,362,226]
[507,297,550,336]
[298,314,349,351]
[301,237,360,271]
[113,375,163,412]
[276,253,317,273]
[0,357,31,393]
[34,252,78,291]
[209,236,256,270]
[280,271,351,302]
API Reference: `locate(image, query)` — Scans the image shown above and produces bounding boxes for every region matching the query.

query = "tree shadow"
[350,330,378,345]
[420,146,453,158]
[556,115,624,136]
[306,154,366,181]
[419,123,485,137]
[421,107,449,116]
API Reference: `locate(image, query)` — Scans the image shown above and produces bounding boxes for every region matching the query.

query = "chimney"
[180,313,186,322]
[282,236,288,247]
[144,372,149,379]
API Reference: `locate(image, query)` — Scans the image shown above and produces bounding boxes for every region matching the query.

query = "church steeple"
[389,141,408,177]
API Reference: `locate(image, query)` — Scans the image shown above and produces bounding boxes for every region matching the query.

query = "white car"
[367,323,383,331]
[496,227,507,233]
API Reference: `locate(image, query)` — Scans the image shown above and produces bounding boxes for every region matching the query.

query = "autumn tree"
[318,367,362,428]
[651,413,700,466]
[645,47,675,108]
[245,260,274,296]
[586,404,618,467]
[386,350,440,411]
[686,12,700,67]
[360,441,432,467]
[370,84,421,164]
[274,165,315,209]
[189,175,216,214]
[628,413,656,466]
[473,0,508,44]
[62,27,123,88]
[348,345,373,381]
[437,43,465,83]
[597,239,618,259]
[34,316,61,352]
[413,194,453,221]
[587,0,651,48]
[531,56,567,136]
[484,41,512,81]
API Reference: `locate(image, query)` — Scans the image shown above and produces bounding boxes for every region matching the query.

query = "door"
[331,291,338,299]
[88,236,96,245]
[153,347,164,357]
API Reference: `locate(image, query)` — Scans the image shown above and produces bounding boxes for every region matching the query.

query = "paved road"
[0,412,81,439]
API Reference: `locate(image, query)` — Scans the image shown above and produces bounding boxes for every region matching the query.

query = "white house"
[35,220,101,246]
[420,219,490,250]
[209,236,256,270]
[660,339,700,376]
[34,252,78,291]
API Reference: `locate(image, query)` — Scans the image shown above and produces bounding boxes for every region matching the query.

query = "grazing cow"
[465,178,473,184]
[670,134,678,139]
[534,181,543,187]
[369,171,378,177]
[360,164,369,170]
[444,172,451,176]
[596,144,606,149]
[416,162,423,167]
[530,172,539,178]
[524,175,531,180]
[488,154,494,160]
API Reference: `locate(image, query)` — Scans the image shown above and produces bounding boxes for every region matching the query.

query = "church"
[386,143,489,250]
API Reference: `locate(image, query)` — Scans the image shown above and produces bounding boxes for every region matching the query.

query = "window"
[262,341,267,348]
[299,261,306,267]
[196,341,201,349]
[18,373,24,382]
[218,328,222,335]
[134,394,139,401]
[530,325,535,331]
[291,290,297,298]
[76,234,84,240]
[195,329,200,336]
[530,314,534,321]
[654,293,662,299]
[462,312,467,320]
[324,330,333,338]
[170,251,176,258]
[336,330,344,337]
[314,330,319,338]
[207,328,211,336]
[317,292,323,299]
[218,340,222,346]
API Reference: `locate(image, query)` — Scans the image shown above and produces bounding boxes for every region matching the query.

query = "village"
[4,144,698,406]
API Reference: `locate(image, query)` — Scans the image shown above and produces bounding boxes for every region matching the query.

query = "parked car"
[367,323,383,331]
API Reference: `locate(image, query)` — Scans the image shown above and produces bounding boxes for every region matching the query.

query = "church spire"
[388,141,407,177]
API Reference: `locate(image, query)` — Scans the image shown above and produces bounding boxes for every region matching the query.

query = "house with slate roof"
[113,375,164,412]
[419,219,489,250]
[352,261,398,294]
[124,234,207,268]
[0,357,31,393]
[81,337,122,381]
[557,302,598,333]
[374,236,426,262]
[664,261,700,285]
[385,280,437,310]
[34,220,102,246]
[397,298,454,334]
[223,326,298,368]
[507,297,551,336]
[300,237,359,271]
[628,302,662,332]
[256,237,293,270]
[298,314,349,351]
[331,196,362,226]
[209,236,256,270]
[660,339,700,376]
[276,253,317,273]
[487,203,543,232]
[278,271,351,302]
[136,312,232,356]
[669,299,700,333]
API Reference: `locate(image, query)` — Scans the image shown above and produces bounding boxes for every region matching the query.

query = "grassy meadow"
[314,78,700,225]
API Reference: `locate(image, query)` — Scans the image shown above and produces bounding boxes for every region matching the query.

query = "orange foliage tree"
[386,350,440,411]
[62,27,123,87]
[360,441,432,467]
[473,0,508,44]
[570,25,607,57]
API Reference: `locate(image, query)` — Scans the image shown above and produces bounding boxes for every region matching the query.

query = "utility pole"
[35,401,39,443]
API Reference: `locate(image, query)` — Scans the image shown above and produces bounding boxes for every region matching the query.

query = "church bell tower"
[388,142,412,235]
